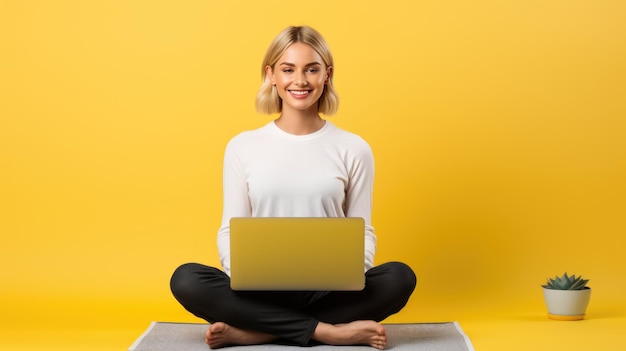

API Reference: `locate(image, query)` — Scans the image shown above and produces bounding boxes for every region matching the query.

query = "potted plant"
[542,272,591,320]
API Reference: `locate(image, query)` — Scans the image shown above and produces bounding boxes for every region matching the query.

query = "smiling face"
[266,42,332,116]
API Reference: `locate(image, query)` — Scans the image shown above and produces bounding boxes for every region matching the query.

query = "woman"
[170,25,416,349]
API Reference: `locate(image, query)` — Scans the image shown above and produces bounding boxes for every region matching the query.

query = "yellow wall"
[2,0,625,342]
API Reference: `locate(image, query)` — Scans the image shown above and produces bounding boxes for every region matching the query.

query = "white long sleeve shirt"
[217,120,377,276]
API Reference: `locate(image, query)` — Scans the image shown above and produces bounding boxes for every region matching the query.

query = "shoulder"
[326,122,373,156]
[225,122,274,151]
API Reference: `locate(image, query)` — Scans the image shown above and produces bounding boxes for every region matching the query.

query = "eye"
[282,68,293,73]
[306,68,319,73]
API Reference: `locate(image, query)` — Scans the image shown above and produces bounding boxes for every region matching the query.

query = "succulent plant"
[542,272,589,290]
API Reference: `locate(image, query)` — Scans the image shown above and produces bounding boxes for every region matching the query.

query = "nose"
[295,72,308,86]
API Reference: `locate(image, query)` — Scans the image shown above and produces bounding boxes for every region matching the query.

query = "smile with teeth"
[289,90,311,96]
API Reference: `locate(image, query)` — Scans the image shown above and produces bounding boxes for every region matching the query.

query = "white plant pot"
[542,287,591,320]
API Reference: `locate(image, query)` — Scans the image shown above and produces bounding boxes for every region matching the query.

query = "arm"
[344,139,377,271]
[217,137,251,276]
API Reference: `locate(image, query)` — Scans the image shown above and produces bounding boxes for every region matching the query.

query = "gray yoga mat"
[129,322,474,351]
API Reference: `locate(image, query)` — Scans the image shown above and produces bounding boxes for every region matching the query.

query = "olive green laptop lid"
[229,217,365,291]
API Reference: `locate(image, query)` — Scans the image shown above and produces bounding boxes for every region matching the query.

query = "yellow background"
[1,0,625,350]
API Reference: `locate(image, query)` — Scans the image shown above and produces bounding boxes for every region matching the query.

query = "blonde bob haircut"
[255,26,339,116]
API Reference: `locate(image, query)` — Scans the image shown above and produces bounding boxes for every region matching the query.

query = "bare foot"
[205,322,278,349]
[312,320,387,349]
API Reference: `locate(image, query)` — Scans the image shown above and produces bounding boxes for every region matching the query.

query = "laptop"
[229,217,365,291]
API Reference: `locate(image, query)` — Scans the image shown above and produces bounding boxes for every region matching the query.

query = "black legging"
[170,261,417,346]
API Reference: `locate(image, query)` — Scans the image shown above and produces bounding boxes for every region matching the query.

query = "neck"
[275,108,325,135]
